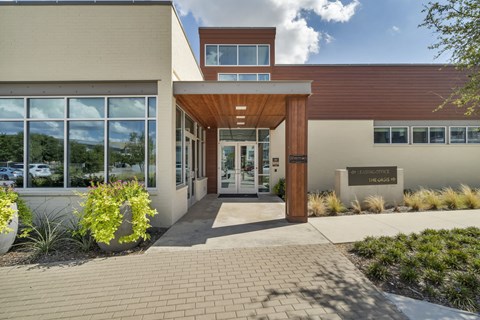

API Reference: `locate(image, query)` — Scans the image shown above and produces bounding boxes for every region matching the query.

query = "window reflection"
[148,97,157,118]
[108,121,145,182]
[108,98,145,118]
[148,121,156,187]
[0,99,24,119]
[69,98,104,119]
[28,122,64,187]
[29,98,64,119]
[239,46,256,65]
[68,121,104,187]
[0,122,24,187]
[219,45,237,65]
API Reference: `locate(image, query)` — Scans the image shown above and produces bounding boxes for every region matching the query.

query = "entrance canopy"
[173,81,311,128]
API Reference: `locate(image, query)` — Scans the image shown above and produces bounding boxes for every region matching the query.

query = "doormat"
[218,194,258,198]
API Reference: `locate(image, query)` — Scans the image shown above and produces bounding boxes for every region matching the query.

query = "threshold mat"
[218,194,258,198]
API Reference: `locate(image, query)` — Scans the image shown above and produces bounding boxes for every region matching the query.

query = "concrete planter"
[97,202,141,252]
[0,203,18,255]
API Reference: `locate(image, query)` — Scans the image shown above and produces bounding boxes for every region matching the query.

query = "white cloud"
[174,0,360,64]
[389,25,400,34]
[323,32,335,44]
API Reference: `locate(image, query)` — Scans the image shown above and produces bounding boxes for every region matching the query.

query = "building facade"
[0,1,479,226]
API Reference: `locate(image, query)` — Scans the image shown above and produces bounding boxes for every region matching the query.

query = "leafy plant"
[308,192,326,217]
[442,187,464,210]
[460,184,480,209]
[19,213,67,255]
[399,266,419,284]
[66,220,94,252]
[324,192,345,215]
[366,261,389,281]
[0,187,18,234]
[273,178,285,200]
[364,195,385,213]
[0,187,32,236]
[76,180,158,245]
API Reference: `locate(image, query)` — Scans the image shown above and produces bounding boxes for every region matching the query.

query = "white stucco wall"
[270,120,480,193]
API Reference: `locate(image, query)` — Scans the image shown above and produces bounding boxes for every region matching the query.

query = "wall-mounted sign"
[347,166,397,186]
[272,157,280,167]
[289,155,307,163]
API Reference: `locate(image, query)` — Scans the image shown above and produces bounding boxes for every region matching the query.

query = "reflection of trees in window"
[0,132,23,164]
[28,132,64,188]
[69,142,104,187]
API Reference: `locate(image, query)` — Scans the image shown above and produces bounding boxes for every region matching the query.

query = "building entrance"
[218,142,257,194]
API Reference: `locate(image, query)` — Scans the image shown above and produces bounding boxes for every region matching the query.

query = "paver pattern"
[0,244,405,320]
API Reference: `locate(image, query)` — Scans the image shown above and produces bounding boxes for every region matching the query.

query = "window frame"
[411,126,447,144]
[217,73,271,81]
[373,126,409,144]
[0,95,157,189]
[205,44,271,67]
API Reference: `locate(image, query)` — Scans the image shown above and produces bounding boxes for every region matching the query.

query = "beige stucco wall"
[171,10,203,81]
[270,120,480,194]
[0,4,172,81]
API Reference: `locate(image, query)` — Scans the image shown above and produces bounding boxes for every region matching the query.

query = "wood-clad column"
[285,96,308,223]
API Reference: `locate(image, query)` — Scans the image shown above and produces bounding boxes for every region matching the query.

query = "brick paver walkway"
[0,244,405,320]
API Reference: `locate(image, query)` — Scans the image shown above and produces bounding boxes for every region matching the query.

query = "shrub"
[366,261,389,281]
[0,187,32,236]
[460,184,480,209]
[364,195,385,213]
[76,180,158,245]
[404,191,426,211]
[20,214,67,255]
[351,198,362,214]
[442,187,464,210]
[353,237,385,258]
[324,192,346,215]
[273,178,285,200]
[399,266,419,284]
[445,284,478,312]
[423,269,445,285]
[308,193,326,217]
[421,189,443,210]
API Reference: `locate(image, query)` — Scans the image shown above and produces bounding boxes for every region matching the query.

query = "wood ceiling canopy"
[173,81,312,129]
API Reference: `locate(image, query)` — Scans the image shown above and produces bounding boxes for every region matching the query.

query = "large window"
[0,96,156,188]
[205,45,270,66]
[412,127,446,144]
[450,126,480,144]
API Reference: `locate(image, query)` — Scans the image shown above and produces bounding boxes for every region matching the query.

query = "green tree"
[421,0,479,115]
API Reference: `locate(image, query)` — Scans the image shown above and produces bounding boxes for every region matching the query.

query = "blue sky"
[175,0,449,65]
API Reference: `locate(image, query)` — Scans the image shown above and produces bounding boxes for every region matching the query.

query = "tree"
[421,0,480,115]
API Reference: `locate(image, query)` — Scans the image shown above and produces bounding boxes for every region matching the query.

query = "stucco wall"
[270,120,480,193]
[0,4,172,81]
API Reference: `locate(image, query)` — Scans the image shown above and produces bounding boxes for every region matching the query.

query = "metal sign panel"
[289,155,307,163]
[347,166,397,186]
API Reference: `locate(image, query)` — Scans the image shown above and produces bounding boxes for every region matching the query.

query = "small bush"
[351,198,362,214]
[404,191,426,211]
[366,261,389,281]
[364,195,385,213]
[460,184,480,209]
[19,214,67,256]
[273,178,286,200]
[308,193,326,217]
[442,187,464,210]
[324,192,346,215]
[353,237,384,258]
[454,272,480,293]
[423,269,445,285]
[399,266,419,284]
[445,285,478,312]
[421,189,443,210]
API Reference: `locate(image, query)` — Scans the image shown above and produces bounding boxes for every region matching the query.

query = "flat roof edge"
[0,0,172,5]
[174,81,312,96]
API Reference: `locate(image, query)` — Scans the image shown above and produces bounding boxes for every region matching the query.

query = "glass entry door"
[219,143,256,194]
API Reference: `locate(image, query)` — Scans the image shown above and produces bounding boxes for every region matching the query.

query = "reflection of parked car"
[0,167,23,180]
[29,164,52,177]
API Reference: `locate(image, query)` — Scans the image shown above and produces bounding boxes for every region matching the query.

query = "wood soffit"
[174,81,311,129]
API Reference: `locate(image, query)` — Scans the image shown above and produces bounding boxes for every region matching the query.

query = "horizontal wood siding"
[273,65,477,120]
[206,129,218,194]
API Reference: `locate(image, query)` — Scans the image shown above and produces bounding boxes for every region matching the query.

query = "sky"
[174,0,450,65]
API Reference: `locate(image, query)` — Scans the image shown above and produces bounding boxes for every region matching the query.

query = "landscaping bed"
[0,228,167,267]
[339,227,480,313]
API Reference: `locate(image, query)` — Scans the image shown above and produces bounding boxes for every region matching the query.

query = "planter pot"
[0,203,18,255]
[97,202,141,252]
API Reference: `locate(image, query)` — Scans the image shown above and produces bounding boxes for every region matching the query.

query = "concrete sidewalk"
[309,210,480,243]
